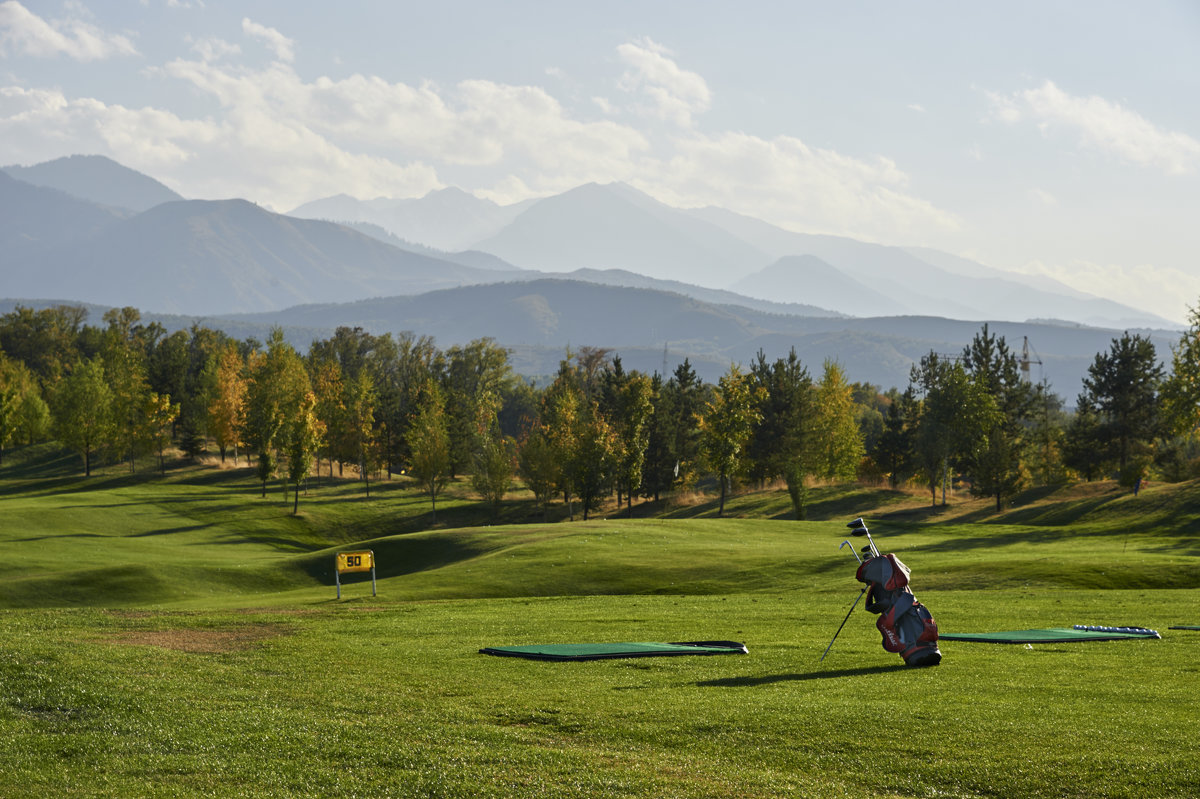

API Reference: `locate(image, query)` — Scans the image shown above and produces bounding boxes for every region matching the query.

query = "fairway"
[2,464,1199,797]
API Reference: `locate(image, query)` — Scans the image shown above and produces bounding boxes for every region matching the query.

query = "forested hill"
[203,279,1172,396]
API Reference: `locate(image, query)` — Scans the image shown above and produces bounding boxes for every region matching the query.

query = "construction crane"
[1019,336,1043,382]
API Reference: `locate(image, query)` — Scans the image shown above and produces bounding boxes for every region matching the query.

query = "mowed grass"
[1,450,1199,797]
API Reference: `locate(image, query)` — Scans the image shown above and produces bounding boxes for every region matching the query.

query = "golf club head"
[848,517,867,530]
[839,540,862,563]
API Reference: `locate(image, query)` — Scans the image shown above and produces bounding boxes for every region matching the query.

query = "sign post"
[335,550,376,599]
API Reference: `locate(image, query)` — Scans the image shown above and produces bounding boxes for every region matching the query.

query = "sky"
[2,1,1199,324]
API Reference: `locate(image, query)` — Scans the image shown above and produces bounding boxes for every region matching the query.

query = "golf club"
[820,587,866,662]
[848,517,880,558]
[839,539,862,564]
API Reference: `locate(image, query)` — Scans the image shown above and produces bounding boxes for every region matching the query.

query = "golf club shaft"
[820,587,866,662]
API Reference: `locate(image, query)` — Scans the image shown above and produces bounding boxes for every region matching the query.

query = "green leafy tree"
[568,398,618,521]
[910,353,997,506]
[600,358,655,516]
[748,349,816,519]
[144,392,180,476]
[283,391,325,514]
[961,325,1038,511]
[1027,382,1068,486]
[1161,304,1200,439]
[343,370,378,497]
[52,359,114,476]
[1062,396,1110,481]
[644,358,707,497]
[386,333,440,474]
[638,374,675,502]
[442,338,512,478]
[1078,331,1163,478]
[470,391,516,517]
[244,330,310,498]
[872,387,917,489]
[698,364,762,517]
[15,388,51,448]
[408,380,452,523]
[812,360,865,482]
[308,356,345,478]
[0,304,88,385]
[539,359,585,520]
[0,353,41,464]
[519,426,560,522]
[100,307,154,473]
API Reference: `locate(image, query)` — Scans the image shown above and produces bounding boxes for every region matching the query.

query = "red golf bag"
[855,553,942,667]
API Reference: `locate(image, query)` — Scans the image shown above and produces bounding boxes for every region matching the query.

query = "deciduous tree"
[408,380,451,523]
[52,359,114,476]
[698,364,762,517]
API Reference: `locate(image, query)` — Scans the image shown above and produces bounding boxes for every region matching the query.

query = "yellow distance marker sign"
[337,551,374,574]
[334,550,377,598]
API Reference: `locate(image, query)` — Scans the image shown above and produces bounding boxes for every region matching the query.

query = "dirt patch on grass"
[111,622,289,653]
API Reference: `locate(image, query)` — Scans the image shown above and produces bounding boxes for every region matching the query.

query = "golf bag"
[855,553,942,667]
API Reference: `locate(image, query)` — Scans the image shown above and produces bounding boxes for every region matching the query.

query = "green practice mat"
[479,640,748,661]
[941,627,1160,644]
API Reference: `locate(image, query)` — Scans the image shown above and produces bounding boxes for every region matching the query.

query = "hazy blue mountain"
[0,171,127,265]
[7,198,519,315]
[288,187,532,251]
[207,278,1174,399]
[322,219,523,271]
[470,182,772,287]
[1,154,183,212]
[548,268,842,318]
[227,279,765,350]
[729,255,904,317]
[687,205,1176,328]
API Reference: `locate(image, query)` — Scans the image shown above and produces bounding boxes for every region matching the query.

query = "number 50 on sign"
[335,550,377,598]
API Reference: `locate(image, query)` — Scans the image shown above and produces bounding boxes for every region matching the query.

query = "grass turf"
[1,451,1199,797]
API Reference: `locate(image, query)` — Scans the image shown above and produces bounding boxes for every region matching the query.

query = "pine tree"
[1078,332,1163,479]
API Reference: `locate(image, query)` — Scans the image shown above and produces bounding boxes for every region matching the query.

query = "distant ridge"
[0,171,127,264]
[730,255,902,317]
[470,182,771,287]
[289,187,532,252]
[4,192,517,315]
[1,154,183,212]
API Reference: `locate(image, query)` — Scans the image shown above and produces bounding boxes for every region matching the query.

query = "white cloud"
[1,25,957,238]
[187,35,239,62]
[0,0,137,60]
[0,82,439,208]
[989,80,1200,175]
[617,37,710,127]
[907,103,926,113]
[152,56,650,203]
[1014,259,1199,326]
[241,17,294,63]
[638,131,959,240]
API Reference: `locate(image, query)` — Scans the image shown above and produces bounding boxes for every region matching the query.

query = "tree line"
[3,304,1200,518]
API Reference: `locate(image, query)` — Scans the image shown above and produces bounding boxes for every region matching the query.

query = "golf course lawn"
[1,459,1198,797]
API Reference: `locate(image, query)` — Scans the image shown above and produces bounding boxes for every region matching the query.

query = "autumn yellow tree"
[206,342,248,464]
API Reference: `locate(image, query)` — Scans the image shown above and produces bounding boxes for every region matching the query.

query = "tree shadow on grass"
[695,663,908,688]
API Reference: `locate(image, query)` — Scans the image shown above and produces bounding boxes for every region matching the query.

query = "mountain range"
[0,154,1181,399]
